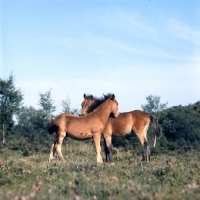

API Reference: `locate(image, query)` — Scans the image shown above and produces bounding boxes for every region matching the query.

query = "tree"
[38,89,56,124]
[140,95,168,150]
[0,74,23,145]
[61,96,71,113]
[15,106,49,143]
[141,95,168,114]
[157,104,200,150]
[193,101,200,114]
[61,96,80,115]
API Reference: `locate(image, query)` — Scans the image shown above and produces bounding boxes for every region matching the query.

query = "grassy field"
[0,139,200,200]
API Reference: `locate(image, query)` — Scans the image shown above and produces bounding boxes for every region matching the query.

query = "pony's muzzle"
[109,112,119,118]
[114,112,120,118]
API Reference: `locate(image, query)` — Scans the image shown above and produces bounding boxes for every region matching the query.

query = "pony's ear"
[84,93,86,99]
[103,93,108,99]
[111,94,115,100]
[90,95,93,100]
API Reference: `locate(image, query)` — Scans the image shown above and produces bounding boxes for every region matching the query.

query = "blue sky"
[1,0,200,114]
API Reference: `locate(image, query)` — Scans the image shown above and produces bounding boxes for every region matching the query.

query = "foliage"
[38,89,56,122]
[159,104,200,150]
[193,101,200,114]
[14,106,51,145]
[141,95,168,114]
[0,74,23,144]
[0,141,200,200]
[61,96,80,116]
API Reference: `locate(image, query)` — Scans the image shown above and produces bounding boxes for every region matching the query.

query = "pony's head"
[103,93,119,118]
[80,94,96,116]
[80,93,119,117]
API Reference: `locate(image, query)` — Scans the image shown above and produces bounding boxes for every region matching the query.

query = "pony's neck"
[87,99,101,114]
[92,99,112,122]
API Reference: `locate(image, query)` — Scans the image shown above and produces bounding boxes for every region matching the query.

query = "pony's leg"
[143,124,150,162]
[93,133,103,163]
[103,134,113,162]
[143,140,150,162]
[49,142,56,161]
[134,129,150,162]
[55,136,65,162]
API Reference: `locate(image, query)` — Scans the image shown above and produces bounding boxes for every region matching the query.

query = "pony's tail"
[46,118,57,134]
[149,114,162,147]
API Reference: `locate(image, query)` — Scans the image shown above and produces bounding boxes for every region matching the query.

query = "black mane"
[103,93,114,100]
[85,93,114,113]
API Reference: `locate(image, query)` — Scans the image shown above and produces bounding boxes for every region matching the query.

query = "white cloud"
[168,19,200,46]
[16,65,200,115]
[3,1,200,116]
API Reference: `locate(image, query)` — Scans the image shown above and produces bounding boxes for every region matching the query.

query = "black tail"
[149,114,162,138]
[46,118,57,134]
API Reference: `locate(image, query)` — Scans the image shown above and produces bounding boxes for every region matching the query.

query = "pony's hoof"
[106,162,115,165]
[97,158,103,164]
[97,159,103,164]
[49,158,54,162]
[110,162,115,165]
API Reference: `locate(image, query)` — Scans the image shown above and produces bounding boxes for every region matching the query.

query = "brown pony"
[80,94,162,162]
[47,94,119,163]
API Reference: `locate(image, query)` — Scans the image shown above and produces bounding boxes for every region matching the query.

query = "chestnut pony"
[80,94,162,162]
[47,94,119,163]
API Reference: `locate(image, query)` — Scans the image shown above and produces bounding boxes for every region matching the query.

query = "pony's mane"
[103,93,114,100]
[85,93,114,113]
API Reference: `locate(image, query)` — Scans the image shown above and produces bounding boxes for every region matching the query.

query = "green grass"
[0,139,200,200]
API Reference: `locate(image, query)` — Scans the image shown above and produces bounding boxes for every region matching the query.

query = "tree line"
[1,74,200,154]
